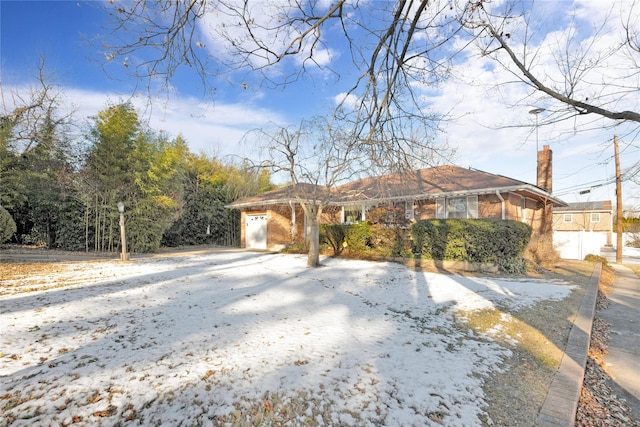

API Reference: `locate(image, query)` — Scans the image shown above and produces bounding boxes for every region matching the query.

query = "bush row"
[321,218,532,273]
[412,219,531,272]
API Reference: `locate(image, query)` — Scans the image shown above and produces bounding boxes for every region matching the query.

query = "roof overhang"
[225,197,321,210]
[226,184,567,210]
[325,184,568,208]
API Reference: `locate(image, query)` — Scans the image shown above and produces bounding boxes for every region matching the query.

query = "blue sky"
[2,0,639,209]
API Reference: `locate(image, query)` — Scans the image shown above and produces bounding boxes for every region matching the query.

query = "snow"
[623,246,640,257]
[0,252,576,426]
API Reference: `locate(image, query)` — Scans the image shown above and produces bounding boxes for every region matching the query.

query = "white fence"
[553,231,609,260]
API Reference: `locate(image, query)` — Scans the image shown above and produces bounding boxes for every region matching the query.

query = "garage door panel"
[246,214,267,249]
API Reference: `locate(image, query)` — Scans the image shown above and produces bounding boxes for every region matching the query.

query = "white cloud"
[333,92,359,109]
[414,0,640,203]
[46,86,287,160]
[197,0,337,78]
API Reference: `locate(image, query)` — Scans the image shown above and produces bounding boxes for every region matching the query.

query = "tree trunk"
[307,215,320,267]
[84,203,89,253]
[305,205,322,267]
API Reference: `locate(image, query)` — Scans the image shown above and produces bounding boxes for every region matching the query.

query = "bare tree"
[243,116,362,267]
[462,1,640,127]
[99,1,462,265]
[0,58,72,154]
[98,1,463,152]
[98,1,640,135]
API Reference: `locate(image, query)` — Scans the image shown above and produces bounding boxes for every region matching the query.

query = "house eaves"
[225,197,320,210]
[327,184,567,207]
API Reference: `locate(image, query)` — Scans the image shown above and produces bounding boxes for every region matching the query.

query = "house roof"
[554,200,613,212]
[226,165,567,209]
[225,183,325,209]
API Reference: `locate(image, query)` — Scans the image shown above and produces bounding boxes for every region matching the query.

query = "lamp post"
[529,107,545,151]
[117,202,128,261]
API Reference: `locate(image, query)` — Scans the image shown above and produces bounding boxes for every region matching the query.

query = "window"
[591,213,601,223]
[563,214,573,223]
[467,196,479,219]
[404,201,414,221]
[448,198,467,218]
[391,201,414,222]
[436,198,445,219]
[436,196,478,219]
[343,205,363,223]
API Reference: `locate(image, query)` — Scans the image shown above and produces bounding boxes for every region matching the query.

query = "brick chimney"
[537,145,552,193]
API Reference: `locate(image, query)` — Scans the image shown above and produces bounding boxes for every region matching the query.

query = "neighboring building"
[227,147,566,252]
[553,200,613,260]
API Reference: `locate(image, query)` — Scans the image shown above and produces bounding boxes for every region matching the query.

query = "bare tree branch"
[464,1,640,124]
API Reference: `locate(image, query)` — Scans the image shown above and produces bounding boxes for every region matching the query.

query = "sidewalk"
[601,264,640,420]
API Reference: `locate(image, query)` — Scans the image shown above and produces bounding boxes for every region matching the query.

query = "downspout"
[289,200,296,243]
[496,190,505,220]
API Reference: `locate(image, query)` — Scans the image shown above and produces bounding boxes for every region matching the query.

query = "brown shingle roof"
[226,183,327,209]
[227,165,567,209]
[335,165,531,201]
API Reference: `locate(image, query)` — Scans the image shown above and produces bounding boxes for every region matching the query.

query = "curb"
[536,262,602,427]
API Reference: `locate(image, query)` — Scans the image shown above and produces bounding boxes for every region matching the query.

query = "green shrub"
[412,219,532,271]
[584,253,608,266]
[368,225,412,258]
[0,206,16,243]
[320,224,348,255]
[322,220,412,258]
[344,221,372,254]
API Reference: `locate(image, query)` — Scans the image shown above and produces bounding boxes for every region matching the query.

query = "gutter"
[225,197,315,209]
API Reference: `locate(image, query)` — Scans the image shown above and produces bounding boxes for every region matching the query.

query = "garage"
[245,214,267,249]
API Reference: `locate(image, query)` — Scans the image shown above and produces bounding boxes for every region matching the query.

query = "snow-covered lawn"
[0,252,575,426]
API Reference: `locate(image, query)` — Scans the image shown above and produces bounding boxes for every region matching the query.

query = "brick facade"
[229,157,565,252]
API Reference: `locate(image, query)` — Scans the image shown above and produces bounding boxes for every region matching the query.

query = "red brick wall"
[414,200,435,220]
[479,194,503,219]
[268,205,295,248]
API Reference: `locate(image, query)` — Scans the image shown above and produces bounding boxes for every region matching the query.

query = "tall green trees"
[1,96,271,252]
[82,103,189,253]
[83,103,142,252]
[0,77,78,246]
[162,154,273,247]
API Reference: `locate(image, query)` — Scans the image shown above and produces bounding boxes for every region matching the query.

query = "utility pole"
[614,135,623,264]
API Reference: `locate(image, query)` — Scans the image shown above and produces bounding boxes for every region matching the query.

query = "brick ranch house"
[227,146,566,254]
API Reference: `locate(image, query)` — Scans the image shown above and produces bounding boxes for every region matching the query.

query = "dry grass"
[472,260,598,426]
[0,260,112,295]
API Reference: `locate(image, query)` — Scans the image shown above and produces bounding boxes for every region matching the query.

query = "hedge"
[320,221,411,257]
[321,219,531,273]
[320,222,373,255]
[412,219,531,271]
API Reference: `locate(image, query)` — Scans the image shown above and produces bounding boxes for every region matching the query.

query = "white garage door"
[246,214,267,250]
[554,230,608,260]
